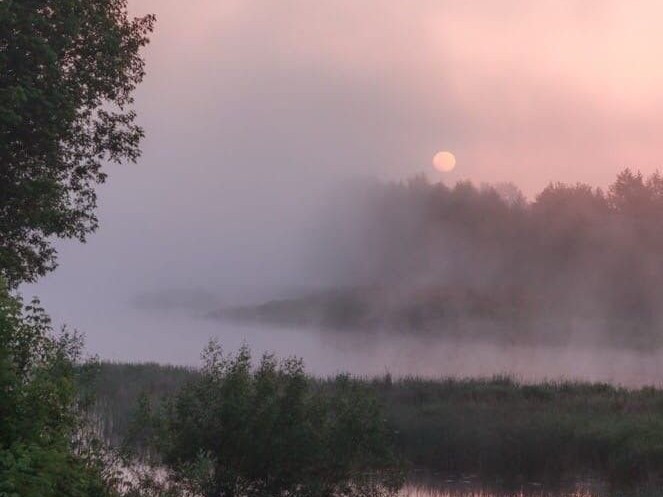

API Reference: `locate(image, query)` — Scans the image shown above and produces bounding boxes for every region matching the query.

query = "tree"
[0,282,118,497]
[532,182,608,240]
[0,1,155,285]
[607,168,652,217]
[0,3,155,495]
[134,343,403,497]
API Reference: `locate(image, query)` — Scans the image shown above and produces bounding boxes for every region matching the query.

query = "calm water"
[398,478,639,497]
[400,487,597,497]
[47,301,663,386]
[45,302,663,389]
[398,487,646,497]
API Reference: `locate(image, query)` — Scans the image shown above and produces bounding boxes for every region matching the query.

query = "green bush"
[0,284,117,497]
[132,342,403,497]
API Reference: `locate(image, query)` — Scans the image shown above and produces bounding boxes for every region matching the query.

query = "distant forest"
[216,170,663,346]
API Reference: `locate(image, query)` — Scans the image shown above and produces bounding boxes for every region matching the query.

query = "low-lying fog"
[26,172,663,388]
[22,289,663,387]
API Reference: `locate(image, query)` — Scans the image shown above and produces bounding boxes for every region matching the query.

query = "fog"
[22,1,663,385]
[28,295,663,387]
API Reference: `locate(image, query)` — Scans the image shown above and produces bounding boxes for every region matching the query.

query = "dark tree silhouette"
[0,1,154,285]
[257,169,663,343]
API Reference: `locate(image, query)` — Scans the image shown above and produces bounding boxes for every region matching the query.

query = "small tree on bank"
[0,283,117,497]
[133,343,403,497]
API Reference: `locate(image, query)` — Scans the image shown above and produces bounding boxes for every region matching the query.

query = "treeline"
[225,169,663,345]
[92,361,663,486]
[368,170,663,326]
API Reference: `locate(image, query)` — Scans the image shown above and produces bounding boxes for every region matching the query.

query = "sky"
[128,0,663,189]
[24,0,663,362]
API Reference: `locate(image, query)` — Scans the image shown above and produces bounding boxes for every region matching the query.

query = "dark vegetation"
[125,345,402,497]
[0,0,154,285]
[92,361,663,488]
[380,377,663,483]
[86,362,197,447]
[0,285,117,496]
[215,170,663,348]
[1,1,155,496]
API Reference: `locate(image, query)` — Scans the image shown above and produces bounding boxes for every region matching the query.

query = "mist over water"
[25,172,663,388]
[32,293,663,387]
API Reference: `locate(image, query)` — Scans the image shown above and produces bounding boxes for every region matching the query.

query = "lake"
[53,301,663,387]
[398,476,639,497]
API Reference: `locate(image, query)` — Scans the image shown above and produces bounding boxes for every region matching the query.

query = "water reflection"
[400,482,605,497]
[396,474,632,497]
[400,488,596,497]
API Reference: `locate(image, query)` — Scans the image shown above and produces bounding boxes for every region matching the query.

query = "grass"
[87,363,663,486]
[373,376,663,483]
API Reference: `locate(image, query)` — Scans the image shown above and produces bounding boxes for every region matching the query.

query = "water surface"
[42,299,663,386]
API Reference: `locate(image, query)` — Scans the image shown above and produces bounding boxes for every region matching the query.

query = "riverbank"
[375,376,663,483]
[88,363,663,486]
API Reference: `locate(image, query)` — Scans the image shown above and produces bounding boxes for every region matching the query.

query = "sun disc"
[433,151,456,172]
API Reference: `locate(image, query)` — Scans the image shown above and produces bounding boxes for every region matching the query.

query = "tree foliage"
[0,3,155,495]
[0,283,118,497]
[0,0,154,285]
[132,343,403,497]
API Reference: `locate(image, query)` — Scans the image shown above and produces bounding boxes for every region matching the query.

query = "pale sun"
[432,151,456,173]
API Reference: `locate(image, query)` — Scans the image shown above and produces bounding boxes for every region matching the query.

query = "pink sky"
[129,0,663,194]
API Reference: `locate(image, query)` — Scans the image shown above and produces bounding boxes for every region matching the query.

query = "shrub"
[134,342,403,497]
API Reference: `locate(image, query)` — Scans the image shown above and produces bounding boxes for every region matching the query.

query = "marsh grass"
[90,364,663,487]
[370,375,663,484]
